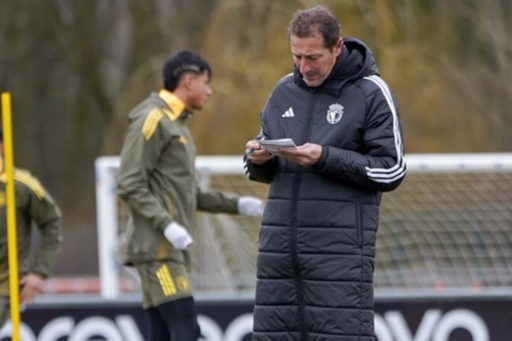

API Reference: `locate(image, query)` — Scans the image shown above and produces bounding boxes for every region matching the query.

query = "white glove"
[164,222,193,250]
[237,196,264,217]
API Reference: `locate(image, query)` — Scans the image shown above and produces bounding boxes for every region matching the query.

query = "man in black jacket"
[244,5,406,341]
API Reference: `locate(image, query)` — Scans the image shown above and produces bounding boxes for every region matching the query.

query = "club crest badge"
[326,103,344,125]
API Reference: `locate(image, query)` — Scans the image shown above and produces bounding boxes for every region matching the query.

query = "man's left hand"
[19,273,45,303]
[278,143,322,166]
[238,196,264,217]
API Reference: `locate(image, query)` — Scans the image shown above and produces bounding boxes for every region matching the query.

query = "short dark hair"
[288,5,341,49]
[162,50,212,91]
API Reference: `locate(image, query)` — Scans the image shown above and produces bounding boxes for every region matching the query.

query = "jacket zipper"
[291,89,318,341]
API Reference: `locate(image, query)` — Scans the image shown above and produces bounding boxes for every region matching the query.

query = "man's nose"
[298,60,310,74]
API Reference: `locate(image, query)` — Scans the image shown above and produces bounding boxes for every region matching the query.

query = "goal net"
[95,154,512,298]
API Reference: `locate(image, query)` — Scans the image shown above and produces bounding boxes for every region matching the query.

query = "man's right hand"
[164,222,193,250]
[19,273,45,303]
[245,140,274,165]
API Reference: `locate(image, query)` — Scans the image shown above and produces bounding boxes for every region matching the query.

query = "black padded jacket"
[245,38,406,341]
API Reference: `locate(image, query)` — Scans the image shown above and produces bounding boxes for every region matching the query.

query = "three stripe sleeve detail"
[142,109,165,141]
[0,171,46,200]
[363,75,406,184]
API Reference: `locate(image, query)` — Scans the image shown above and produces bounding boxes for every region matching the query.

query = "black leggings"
[145,296,201,341]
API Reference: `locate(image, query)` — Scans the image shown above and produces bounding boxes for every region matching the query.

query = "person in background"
[117,50,264,341]
[244,5,406,341]
[0,127,63,330]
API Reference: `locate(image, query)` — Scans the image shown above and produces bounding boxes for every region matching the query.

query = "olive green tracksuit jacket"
[117,90,239,266]
[0,168,63,296]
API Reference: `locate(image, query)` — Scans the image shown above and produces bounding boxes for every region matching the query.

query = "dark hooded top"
[244,38,406,341]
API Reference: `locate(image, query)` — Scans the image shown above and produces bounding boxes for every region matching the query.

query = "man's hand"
[164,222,193,250]
[238,196,264,217]
[277,143,323,166]
[245,140,274,165]
[19,273,45,303]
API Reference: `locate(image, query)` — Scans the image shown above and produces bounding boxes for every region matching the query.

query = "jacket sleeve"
[314,76,406,192]
[196,184,239,213]
[243,111,278,184]
[117,109,173,233]
[26,177,63,278]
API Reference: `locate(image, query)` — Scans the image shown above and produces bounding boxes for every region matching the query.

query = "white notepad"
[259,138,296,155]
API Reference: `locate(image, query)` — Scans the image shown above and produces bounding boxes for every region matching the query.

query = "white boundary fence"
[95,154,512,298]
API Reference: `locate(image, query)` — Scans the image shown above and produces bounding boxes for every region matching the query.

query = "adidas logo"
[282,108,295,118]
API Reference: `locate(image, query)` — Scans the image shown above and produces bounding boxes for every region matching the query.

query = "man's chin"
[191,104,205,111]
[303,77,321,87]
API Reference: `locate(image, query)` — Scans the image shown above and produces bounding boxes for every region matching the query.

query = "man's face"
[290,34,342,87]
[188,71,212,110]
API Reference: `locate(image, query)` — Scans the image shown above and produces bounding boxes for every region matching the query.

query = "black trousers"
[145,296,201,341]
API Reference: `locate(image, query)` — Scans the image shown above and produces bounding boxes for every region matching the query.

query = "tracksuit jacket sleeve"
[196,185,239,213]
[117,113,172,233]
[315,81,406,192]
[243,112,278,184]
[28,183,63,278]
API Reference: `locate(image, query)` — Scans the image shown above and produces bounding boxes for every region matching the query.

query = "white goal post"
[95,154,512,299]
[95,156,247,298]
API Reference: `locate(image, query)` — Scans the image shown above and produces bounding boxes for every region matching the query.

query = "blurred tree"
[0,0,510,275]
[192,0,298,155]
[0,0,220,274]
[443,1,512,151]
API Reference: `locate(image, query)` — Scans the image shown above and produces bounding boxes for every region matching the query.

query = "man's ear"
[182,73,195,90]
[335,37,343,56]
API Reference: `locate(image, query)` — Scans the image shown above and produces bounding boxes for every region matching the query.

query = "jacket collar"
[158,89,187,117]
